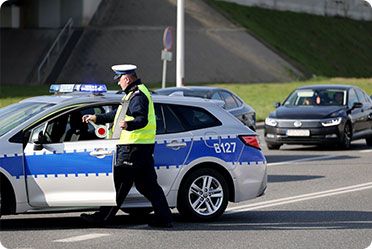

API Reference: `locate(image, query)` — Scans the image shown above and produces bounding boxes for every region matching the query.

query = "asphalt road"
[1,127,372,249]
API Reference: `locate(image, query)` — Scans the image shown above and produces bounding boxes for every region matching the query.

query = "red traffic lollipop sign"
[88,120,108,138]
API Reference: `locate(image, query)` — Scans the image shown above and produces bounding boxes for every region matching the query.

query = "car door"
[121,103,193,204]
[154,104,194,192]
[23,105,117,207]
[348,88,366,133]
[355,88,372,131]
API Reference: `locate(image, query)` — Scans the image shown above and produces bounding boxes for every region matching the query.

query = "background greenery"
[208,0,372,78]
[2,2,372,121]
[2,78,372,121]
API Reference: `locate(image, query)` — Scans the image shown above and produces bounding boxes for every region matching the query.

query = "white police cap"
[112,64,137,80]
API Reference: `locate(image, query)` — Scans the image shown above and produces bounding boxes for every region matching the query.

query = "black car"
[155,86,256,131]
[264,85,372,150]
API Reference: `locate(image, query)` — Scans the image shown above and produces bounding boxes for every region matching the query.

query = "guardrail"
[37,18,74,83]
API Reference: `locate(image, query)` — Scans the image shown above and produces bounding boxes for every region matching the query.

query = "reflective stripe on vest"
[113,84,156,144]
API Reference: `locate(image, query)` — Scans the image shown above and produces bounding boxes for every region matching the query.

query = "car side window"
[348,89,359,108]
[220,91,238,109]
[355,88,371,104]
[211,92,222,101]
[154,104,165,134]
[29,104,116,144]
[232,95,243,107]
[169,104,222,131]
[163,105,185,133]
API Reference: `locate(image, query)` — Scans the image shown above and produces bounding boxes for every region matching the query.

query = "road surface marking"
[361,149,372,153]
[227,182,372,213]
[54,233,110,243]
[267,155,339,166]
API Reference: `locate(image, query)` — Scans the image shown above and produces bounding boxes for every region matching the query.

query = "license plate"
[286,129,310,136]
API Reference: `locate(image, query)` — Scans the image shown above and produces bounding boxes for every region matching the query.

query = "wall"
[221,0,372,20]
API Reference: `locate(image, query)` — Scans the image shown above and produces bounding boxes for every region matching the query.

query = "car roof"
[156,86,222,91]
[296,84,354,90]
[19,91,221,107]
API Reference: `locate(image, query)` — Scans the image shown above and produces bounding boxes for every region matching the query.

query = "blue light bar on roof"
[50,84,107,94]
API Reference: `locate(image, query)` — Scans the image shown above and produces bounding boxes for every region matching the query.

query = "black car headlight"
[321,117,342,127]
[265,117,278,127]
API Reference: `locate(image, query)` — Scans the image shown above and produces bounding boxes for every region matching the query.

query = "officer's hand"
[82,114,97,123]
[119,121,128,130]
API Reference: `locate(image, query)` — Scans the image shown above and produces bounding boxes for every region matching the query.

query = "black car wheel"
[340,122,352,149]
[267,142,281,150]
[366,137,372,146]
[0,185,2,219]
[177,168,229,221]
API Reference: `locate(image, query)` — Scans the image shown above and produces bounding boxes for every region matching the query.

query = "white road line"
[54,233,110,243]
[361,149,372,153]
[267,155,339,166]
[227,182,372,213]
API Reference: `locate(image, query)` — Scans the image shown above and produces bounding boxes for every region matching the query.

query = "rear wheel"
[267,142,281,150]
[366,137,372,146]
[339,123,352,149]
[177,168,229,221]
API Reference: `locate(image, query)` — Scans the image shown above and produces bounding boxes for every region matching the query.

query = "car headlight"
[321,117,342,127]
[265,117,278,127]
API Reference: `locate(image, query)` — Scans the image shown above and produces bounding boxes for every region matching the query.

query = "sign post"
[161,27,173,89]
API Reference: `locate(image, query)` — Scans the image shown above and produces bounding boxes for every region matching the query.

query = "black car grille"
[277,120,321,128]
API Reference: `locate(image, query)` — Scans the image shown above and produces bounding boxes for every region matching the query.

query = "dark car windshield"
[284,89,347,107]
[0,102,55,137]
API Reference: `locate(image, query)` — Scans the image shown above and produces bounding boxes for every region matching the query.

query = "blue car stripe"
[1,135,265,179]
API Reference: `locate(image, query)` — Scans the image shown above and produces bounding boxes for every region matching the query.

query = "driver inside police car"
[80,64,173,228]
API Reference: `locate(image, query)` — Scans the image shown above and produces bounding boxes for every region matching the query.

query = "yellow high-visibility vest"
[112,84,156,144]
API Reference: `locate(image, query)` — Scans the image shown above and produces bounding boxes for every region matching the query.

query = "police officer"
[80,64,173,228]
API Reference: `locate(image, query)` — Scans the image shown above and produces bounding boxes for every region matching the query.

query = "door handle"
[90,149,113,157]
[166,141,187,149]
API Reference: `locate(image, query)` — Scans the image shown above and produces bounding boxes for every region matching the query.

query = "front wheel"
[177,168,229,221]
[339,123,352,149]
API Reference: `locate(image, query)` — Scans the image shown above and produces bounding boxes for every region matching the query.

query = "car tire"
[0,187,2,219]
[177,168,229,221]
[121,207,153,216]
[366,137,372,147]
[339,122,352,149]
[267,142,281,150]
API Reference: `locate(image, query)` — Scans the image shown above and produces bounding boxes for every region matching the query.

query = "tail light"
[239,135,261,150]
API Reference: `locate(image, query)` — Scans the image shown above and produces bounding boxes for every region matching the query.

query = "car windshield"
[0,102,55,137]
[284,89,347,107]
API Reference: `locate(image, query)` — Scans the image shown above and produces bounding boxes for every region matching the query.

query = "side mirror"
[352,102,363,110]
[273,102,281,108]
[33,131,44,150]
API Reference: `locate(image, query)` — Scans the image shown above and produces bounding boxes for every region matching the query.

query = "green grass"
[208,1,372,78]
[2,78,372,121]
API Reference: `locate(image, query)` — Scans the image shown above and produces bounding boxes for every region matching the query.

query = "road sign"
[163,27,173,51]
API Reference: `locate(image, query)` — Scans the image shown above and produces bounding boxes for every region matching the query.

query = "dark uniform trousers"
[98,143,172,223]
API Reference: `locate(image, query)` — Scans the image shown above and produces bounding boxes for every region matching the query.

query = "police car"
[0,84,267,221]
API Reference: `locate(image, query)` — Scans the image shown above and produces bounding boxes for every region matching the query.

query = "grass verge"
[208,0,372,78]
[1,78,372,121]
